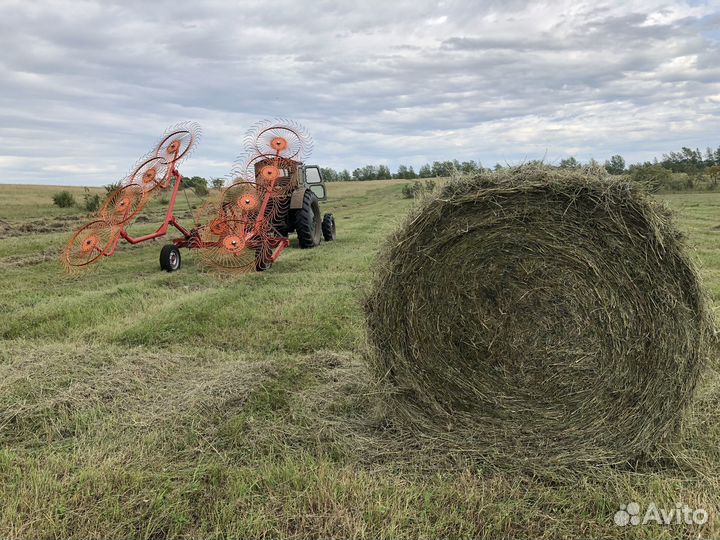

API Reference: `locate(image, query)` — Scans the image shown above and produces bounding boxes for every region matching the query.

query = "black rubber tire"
[160,244,181,272]
[322,213,336,241]
[293,190,322,249]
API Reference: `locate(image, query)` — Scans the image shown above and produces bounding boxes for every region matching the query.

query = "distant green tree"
[338,169,351,181]
[707,165,720,190]
[705,147,715,166]
[365,165,378,180]
[662,147,704,173]
[431,160,455,177]
[459,160,480,174]
[182,176,208,196]
[320,167,339,182]
[211,178,224,190]
[629,163,672,192]
[182,176,204,189]
[377,165,392,179]
[604,155,625,175]
[418,164,432,178]
[559,157,581,169]
[352,166,381,181]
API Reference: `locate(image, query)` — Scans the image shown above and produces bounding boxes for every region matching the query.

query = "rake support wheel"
[160,244,181,272]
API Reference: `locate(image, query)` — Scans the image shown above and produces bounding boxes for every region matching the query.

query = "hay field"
[1,180,719,538]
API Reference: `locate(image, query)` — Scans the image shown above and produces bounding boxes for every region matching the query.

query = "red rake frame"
[106,159,195,252]
[62,150,199,272]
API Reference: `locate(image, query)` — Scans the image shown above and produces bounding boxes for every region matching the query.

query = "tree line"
[132,143,720,193]
[315,144,720,183]
[321,160,484,182]
[583,145,720,191]
[315,144,720,193]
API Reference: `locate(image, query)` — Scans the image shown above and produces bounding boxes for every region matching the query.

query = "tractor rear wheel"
[322,213,336,241]
[293,190,321,249]
[160,244,181,272]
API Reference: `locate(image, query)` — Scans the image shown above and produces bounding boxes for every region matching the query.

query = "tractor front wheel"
[293,190,322,249]
[322,213,336,241]
[160,244,181,272]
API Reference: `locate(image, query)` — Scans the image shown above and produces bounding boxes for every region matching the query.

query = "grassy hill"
[0,181,719,538]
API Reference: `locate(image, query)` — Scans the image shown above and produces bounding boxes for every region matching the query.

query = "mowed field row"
[0,182,403,352]
[1,181,720,538]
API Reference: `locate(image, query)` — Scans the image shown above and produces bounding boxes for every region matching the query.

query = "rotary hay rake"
[62,120,330,274]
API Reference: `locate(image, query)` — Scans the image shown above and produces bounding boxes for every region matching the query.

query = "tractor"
[256,157,336,249]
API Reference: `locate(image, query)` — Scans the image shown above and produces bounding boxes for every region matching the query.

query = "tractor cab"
[250,160,326,202]
[302,165,327,201]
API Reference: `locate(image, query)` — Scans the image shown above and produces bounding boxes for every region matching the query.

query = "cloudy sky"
[1,0,719,185]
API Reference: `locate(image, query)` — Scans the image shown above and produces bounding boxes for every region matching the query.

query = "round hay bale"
[365,166,715,466]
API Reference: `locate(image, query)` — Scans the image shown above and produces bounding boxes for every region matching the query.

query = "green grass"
[1,181,720,538]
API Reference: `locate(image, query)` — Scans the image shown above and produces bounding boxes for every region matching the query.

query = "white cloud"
[0,0,718,185]
[427,15,448,25]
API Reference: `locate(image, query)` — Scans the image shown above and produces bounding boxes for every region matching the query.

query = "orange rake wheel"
[221,181,263,216]
[154,121,201,164]
[197,218,261,273]
[62,220,117,271]
[239,154,299,199]
[243,119,313,161]
[99,184,146,225]
[125,156,169,194]
[219,178,292,231]
[259,163,280,183]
